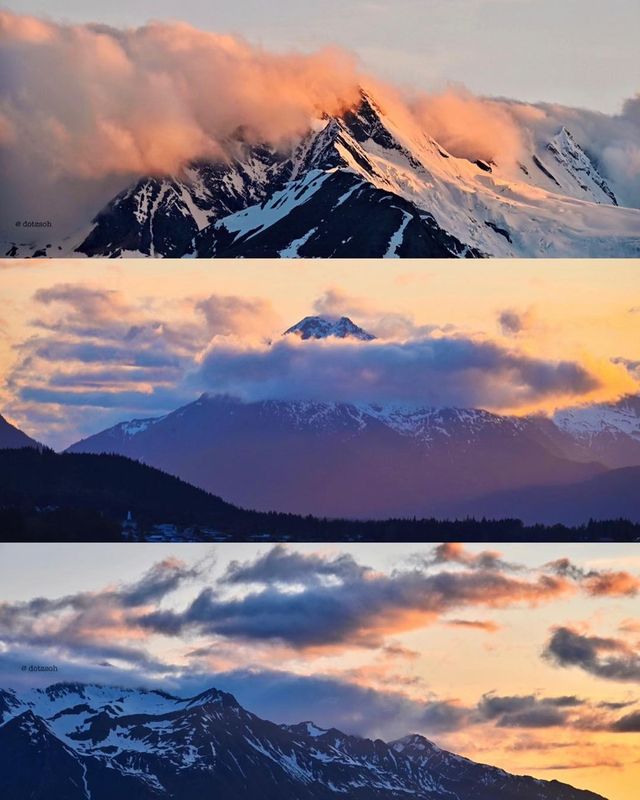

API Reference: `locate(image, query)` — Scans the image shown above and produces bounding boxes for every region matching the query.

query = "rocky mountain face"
[6,92,639,259]
[0,683,606,800]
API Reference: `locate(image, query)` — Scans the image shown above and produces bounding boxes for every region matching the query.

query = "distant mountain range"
[59,316,640,523]
[67,393,608,520]
[460,465,640,526]
[5,92,640,259]
[0,682,606,800]
[3,317,640,530]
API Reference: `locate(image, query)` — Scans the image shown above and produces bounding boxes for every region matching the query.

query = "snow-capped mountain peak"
[7,88,639,259]
[391,732,440,753]
[552,394,640,467]
[283,315,376,340]
[0,681,607,800]
[543,127,618,205]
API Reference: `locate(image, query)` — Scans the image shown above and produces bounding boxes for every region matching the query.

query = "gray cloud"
[543,626,640,682]
[136,547,571,649]
[0,557,204,669]
[197,336,600,410]
[418,542,521,572]
[612,357,640,379]
[477,693,581,729]
[545,558,640,597]
[222,545,370,586]
[498,308,535,337]
[611,711,640,732]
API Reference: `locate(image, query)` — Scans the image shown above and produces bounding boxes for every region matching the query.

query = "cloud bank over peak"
[4,281,637,448]
[1,11,639,238]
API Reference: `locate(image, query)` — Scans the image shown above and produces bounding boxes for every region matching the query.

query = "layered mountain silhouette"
[459,465,640,526]
[60,316,640,522]
[0,682,607,800]
[2,447,638,540]
[6,92,640,259]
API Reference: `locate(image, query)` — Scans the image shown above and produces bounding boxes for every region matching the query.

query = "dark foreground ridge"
[0,448,638,542]
[0,681,607,800]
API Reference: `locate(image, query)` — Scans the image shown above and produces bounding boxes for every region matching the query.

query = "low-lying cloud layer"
[197,336,601,410]
[5,282,635,448]
[1,11,639,239]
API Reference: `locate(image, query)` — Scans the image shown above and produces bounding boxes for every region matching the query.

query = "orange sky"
[0,541,639,799]
[1,258,639,446]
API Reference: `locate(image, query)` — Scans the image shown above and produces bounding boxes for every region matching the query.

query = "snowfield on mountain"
[0,682,607,800]
[6,92,640,259]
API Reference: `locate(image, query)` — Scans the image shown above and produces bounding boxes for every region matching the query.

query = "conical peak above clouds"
[283,316,376,341]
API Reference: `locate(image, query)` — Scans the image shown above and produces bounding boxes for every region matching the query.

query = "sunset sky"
[1,540,639,800]
[1,259,639,448]
[3,0,638,113]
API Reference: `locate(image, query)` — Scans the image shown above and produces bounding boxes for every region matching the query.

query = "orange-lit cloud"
[0,11,361,179]
[2,10,640,241]
[546,558,640,597]
[444,619,501,633]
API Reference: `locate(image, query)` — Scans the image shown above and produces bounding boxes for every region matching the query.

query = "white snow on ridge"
[384,210,412,257]
[219,170,330,243]
[554,400,640,442]
[279,227,318,257]
[118,414,169,438]
[6,90,640,259]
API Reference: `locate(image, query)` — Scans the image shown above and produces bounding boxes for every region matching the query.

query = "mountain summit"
[6,91,639,259]
[0,414,40,450]
[283,316,376,341]
[0,682,606,800]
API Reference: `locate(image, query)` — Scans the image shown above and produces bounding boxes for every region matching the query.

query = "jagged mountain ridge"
[0,683,606,800]
[6,91,639,259]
